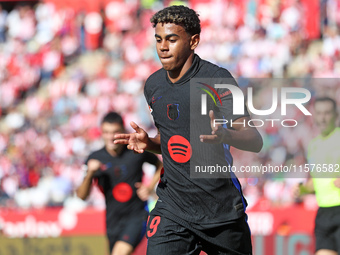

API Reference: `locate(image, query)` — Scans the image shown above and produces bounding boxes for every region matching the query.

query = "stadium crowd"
[0,0,340,210]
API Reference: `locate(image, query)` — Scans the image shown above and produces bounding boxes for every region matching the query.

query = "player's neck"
[167,53,194,83]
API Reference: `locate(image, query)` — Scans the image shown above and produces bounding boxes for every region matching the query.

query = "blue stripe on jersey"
[222,119,246,212]
[222,121,233,166]
[230,171,246,212]
[223,143,233,165]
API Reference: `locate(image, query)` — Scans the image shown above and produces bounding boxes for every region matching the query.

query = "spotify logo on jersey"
[112,182,132,202]
[167,135,192,163]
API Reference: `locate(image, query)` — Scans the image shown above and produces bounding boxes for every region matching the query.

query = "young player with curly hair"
[115,6,263,255]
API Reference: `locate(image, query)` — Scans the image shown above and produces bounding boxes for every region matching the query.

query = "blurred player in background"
[76,111,163,255]
[296,97,340,255]
[115,5,262,255]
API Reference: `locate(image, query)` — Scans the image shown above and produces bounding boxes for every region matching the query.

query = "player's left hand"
[114,122,149,153]
[200,110,226,144]
[135,182,153,201]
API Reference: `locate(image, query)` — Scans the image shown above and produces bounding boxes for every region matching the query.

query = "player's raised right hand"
[114,121,149,154]
[87,159,102,174]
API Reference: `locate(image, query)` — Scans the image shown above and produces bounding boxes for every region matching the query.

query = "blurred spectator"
[0,5,7,43]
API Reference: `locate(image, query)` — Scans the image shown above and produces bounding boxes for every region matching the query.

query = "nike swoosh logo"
[151,96,162,104]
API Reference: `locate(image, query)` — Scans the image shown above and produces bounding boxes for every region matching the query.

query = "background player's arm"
[293,179,315,199]
[136,159,163,201]
[302,178,315,193]
[146,128,162,154]
[200,111,263,153]
[334,178,340,188]
[114,122,162,154]
[76,159,101,200]
[147,159,163,191]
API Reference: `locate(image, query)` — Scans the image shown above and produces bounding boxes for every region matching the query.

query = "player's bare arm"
[135,160,163,201]
[293,179,315,199]
[76,159,102,200]
[114,122,162,154]
[200,110,263,153]
[333,178,340,188]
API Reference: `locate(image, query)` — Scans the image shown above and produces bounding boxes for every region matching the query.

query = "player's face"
[155,23,197,72]
[101,122,124,151]
[314,101,337,135]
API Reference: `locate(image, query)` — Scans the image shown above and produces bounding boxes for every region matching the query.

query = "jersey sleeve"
[144,79,151,106]
[142,151,160,166]
[212,68,250,124]
[144,77,160,129]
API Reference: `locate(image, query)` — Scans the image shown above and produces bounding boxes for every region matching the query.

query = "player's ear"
[190,34,200,50]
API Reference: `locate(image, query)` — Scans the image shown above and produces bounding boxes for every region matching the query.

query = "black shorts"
[146,213,252,255]
[107,212,147,252]
[315,205,340,253]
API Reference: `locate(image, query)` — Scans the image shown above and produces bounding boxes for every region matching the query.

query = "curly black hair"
[150,5,201,36]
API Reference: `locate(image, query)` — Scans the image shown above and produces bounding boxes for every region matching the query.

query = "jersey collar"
[165,54,200,86]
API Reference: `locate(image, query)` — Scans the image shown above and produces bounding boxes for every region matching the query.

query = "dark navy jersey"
[85,146,159,235]
[144,54,250,226]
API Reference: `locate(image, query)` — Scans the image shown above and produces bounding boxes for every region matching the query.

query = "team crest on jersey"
[167,104,179,120]
[114,165,127,178]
